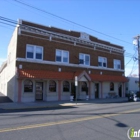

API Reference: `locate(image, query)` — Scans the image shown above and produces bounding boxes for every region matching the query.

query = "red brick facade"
[16,20,124,76]
[12,19,127,102]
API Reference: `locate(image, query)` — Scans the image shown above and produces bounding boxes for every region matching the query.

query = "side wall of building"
[0,64,7,96]
[6,27,18,102]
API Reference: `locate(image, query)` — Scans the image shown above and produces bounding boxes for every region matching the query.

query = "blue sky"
[0,0,139,76]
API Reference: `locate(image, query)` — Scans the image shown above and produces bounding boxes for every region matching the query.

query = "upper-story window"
[114,59,121,70]
[79,53,90,66]
[56,49,69,63]
[26,44,43,60]
[98,56,107,68]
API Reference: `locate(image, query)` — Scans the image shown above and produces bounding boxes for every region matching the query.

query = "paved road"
[0,101,139,140]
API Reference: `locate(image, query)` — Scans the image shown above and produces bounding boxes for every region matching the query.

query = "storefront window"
[63,81,70,92]
[24,80,33,92]
[49,80,56,92]
[110,82,114,91]
[81,82,87,92]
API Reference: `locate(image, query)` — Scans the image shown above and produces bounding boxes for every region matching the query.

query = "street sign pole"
[75,76,78,104]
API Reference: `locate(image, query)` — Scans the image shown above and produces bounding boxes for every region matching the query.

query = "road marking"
[0,108,140,133]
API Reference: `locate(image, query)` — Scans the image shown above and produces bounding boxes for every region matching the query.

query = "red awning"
[18,69,128,82]
[90,74,128,82]
[18,69,75,80]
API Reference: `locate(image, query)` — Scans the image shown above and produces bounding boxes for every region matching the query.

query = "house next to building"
[125,76,139,94]
[0,19,128,102]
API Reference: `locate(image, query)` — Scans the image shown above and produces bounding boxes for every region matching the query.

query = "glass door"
[35,82,43,100]
[95,83,99,98]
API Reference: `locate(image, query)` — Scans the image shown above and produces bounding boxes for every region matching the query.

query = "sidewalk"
[0,97,128,110]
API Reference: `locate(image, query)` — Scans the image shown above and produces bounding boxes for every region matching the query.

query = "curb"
[1,98,128,110]
[3,103,81,110]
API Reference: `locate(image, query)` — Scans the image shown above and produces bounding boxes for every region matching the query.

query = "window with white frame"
[114,59,121,69]
[56,49,69,63]
[98,56,107,67]
[79,53,90,66]
[26,44,43,60]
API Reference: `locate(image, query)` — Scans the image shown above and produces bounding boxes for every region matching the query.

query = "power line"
[130,67,138,76]
[128,61,138,76]
[12,0,132,45]
[0,21,16,27]
[127,47,138,76]
[0,16,17,24]
[125,50,137,66]
[125,57,134,66]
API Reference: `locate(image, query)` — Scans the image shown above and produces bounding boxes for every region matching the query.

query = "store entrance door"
[35,82,43,100]
[118,84,122,97]
[95,83,99,98]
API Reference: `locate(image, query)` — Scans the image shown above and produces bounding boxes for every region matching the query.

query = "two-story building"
[0,19,128,102]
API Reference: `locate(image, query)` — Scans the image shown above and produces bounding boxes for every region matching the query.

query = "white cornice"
[19,24,124,54]
[16,58,124,72]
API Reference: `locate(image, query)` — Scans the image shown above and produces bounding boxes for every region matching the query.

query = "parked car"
[128,90,140,102]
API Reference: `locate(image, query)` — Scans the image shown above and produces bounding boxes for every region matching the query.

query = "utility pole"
[133,35,140,93]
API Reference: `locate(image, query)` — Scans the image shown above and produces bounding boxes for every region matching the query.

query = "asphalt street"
[0,101,140,140]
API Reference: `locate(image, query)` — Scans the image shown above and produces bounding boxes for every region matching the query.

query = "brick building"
[0,19,128,102]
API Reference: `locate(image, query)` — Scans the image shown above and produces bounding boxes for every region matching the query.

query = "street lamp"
[133,35,140,93]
